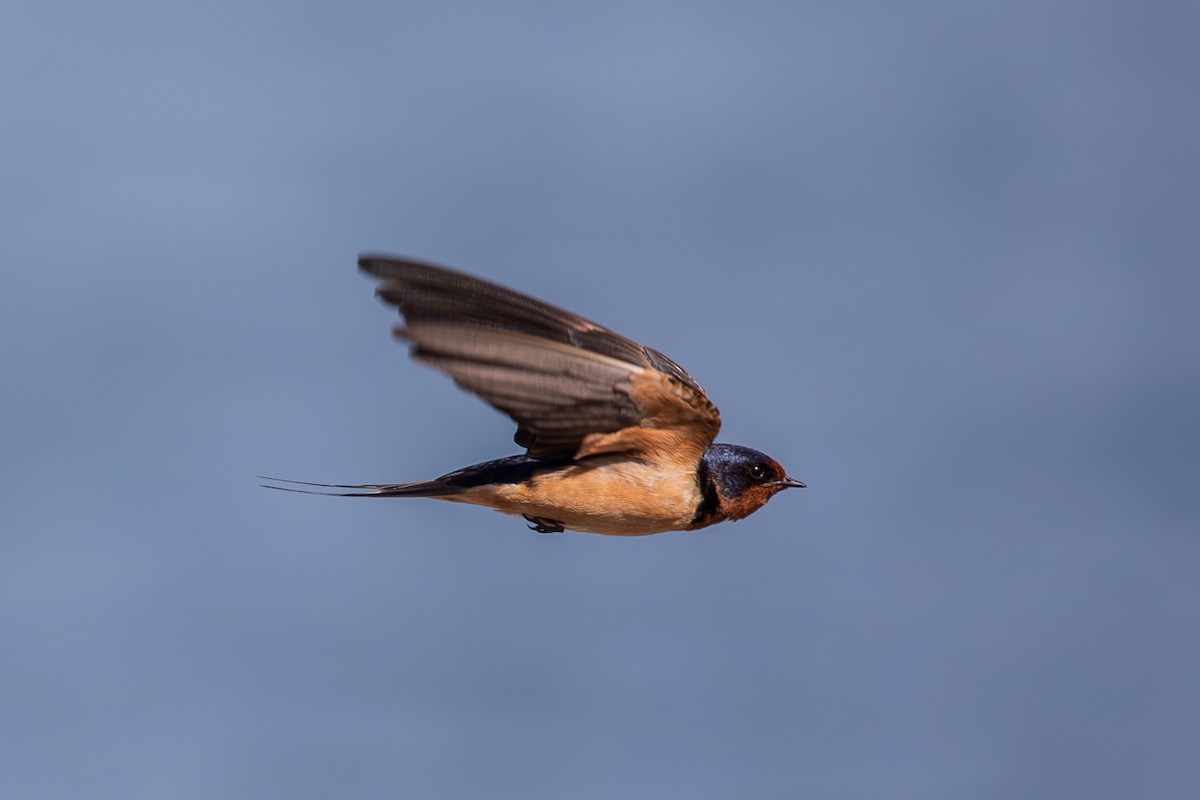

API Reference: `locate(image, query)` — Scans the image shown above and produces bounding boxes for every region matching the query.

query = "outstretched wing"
[358,255,721,463]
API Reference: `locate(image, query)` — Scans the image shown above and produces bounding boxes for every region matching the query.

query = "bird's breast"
[469,457,703,535]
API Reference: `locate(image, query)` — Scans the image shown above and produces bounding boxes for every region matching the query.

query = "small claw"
[523,515,565,534]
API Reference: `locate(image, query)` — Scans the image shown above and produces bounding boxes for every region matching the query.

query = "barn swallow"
[262,255,804,535]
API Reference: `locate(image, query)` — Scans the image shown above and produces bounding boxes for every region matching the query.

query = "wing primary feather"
[357,254,721,459]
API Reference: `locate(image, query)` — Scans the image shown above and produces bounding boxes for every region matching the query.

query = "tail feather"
[259,454,556,499]
[257,476,465,498]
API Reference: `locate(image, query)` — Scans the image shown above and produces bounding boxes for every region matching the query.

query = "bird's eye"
[748,463,768,481]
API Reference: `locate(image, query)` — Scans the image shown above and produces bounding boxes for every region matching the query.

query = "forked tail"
[257,476,468,498]
[259,454,554,498]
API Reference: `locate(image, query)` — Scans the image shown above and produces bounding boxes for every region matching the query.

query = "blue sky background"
[3,1,1198,797]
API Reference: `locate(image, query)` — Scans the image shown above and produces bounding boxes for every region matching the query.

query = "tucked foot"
[523,515,565,534]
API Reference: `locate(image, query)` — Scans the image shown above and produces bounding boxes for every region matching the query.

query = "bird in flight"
[263,255,804,535]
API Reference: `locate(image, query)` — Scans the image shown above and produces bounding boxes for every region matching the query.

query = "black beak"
[776,477,806,489]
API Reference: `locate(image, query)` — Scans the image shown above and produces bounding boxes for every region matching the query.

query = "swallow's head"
[701,443,805,522]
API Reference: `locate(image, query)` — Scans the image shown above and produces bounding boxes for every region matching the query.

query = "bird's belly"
[464,459,701,535]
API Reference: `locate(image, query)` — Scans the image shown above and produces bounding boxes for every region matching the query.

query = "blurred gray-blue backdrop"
[2,1,1197,798]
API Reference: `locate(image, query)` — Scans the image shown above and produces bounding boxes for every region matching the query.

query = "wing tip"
[358,253,469,282]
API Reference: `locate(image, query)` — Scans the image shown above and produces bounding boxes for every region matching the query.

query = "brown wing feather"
[358,255,721,459]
